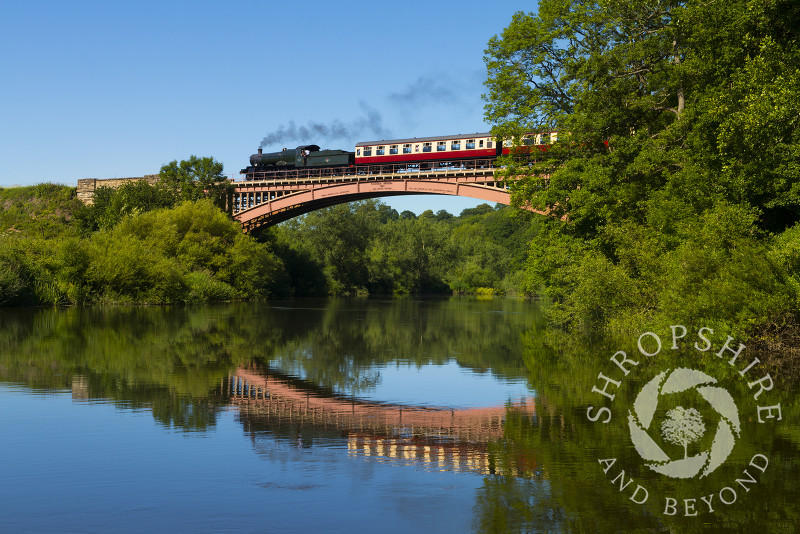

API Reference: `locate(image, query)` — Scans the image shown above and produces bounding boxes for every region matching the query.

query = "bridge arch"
[234,179,513,231]
[231,161,544,231]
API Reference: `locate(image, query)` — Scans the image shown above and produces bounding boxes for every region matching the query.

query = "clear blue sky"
[0,0,533,215]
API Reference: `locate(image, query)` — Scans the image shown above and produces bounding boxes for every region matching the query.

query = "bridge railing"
[238,158,498,184]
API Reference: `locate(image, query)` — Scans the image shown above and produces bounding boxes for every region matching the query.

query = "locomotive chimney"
[258,148,263,154]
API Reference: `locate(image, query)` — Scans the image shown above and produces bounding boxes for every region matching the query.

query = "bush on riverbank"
[1,184,84,305]
[85,200,287,303]
[1,182,537,304]
[0,185,288,305]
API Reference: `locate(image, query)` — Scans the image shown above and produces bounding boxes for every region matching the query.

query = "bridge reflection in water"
[223,365,537,477]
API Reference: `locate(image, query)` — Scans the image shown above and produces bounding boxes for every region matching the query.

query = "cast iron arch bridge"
[232,159,536,232]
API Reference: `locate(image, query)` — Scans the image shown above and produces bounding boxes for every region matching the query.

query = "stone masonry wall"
[77,174,160,205]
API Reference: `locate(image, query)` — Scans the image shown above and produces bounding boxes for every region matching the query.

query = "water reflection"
[0,299,538,430]
[475,332,800,533]
[0,300,797,533]
[228,364,537,477]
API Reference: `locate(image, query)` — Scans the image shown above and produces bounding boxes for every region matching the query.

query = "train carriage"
[355,133,499,166]
[241,130,559,179]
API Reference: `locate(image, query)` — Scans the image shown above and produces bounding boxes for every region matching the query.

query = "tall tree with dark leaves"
[484,0,800,337]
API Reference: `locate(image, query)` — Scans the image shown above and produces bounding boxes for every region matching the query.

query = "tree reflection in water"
[0,300,797,533]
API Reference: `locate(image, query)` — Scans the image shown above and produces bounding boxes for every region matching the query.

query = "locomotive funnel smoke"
[259,102,391,149]
[388,75,459,106]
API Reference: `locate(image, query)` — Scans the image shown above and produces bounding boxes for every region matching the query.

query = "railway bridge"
[232,159,527,232]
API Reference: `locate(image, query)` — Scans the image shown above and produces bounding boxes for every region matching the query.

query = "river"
[0,298,797,533]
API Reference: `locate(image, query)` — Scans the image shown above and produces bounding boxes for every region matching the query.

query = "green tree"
[83,200,287,303]
[484,0,800,339]
[280,201,384,295]
[459,204,494,218]
[369,216,452,294]
[435,209,453,221]
[485,0,799,229]
[159,155,233,212]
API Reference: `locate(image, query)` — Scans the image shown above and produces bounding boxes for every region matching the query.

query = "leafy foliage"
[484,0,800,342]
[0,182,288,305]
[83,200,287,303]
[74,179,176,231]
[262,200,540,296]
[158,155,233,211]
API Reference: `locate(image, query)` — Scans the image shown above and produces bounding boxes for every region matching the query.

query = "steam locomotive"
[241,132,557,176]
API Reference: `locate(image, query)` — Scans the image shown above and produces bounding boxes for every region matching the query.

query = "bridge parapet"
[238,159,497,187]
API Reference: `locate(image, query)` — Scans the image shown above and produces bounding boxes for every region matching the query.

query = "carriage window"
[363,147,372,156]
[376,146,385,155]
[437,141,447,151]
[423,142,432,152]
[523,134,534,146]
[451,141,461,150]
[466,139,475,149]
[539,135,548,145]
[487,141,493,148]
[390,144,398,155]
[403,143,412,154]
[479,140,484,148]
[357,149,361,156]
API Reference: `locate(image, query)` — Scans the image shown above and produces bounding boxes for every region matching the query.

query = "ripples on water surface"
[0,299,797,533]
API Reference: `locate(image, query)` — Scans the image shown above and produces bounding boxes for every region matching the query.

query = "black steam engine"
[241,145,354,175]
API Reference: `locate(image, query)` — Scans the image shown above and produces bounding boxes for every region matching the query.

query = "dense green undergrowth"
[0,185,288,305]
[0,182,538,306]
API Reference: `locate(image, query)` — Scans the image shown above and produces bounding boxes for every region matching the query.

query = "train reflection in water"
[223,365,538,477]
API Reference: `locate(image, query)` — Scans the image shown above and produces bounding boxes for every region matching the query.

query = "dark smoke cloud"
[259,102,391,149]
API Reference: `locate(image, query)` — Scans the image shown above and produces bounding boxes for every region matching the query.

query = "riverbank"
[0,183,538,306]
[2,183,798,380]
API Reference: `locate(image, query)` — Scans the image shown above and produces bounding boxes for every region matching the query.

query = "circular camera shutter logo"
[628,367,741,479]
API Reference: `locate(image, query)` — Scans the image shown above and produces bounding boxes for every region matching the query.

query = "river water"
[0,298,797,533]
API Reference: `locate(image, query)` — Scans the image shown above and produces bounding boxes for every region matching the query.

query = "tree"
[435,209,453,221]
[75,180,176,231]
[485,0,799,228]
[459,204,495,219]
[280,201,384,295]
[661,406,705,459]
[369,217,452,294]
[483,0,800,338]
[158,156,233,212]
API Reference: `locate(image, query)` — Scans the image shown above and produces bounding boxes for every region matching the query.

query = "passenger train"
[241,131,557,177]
